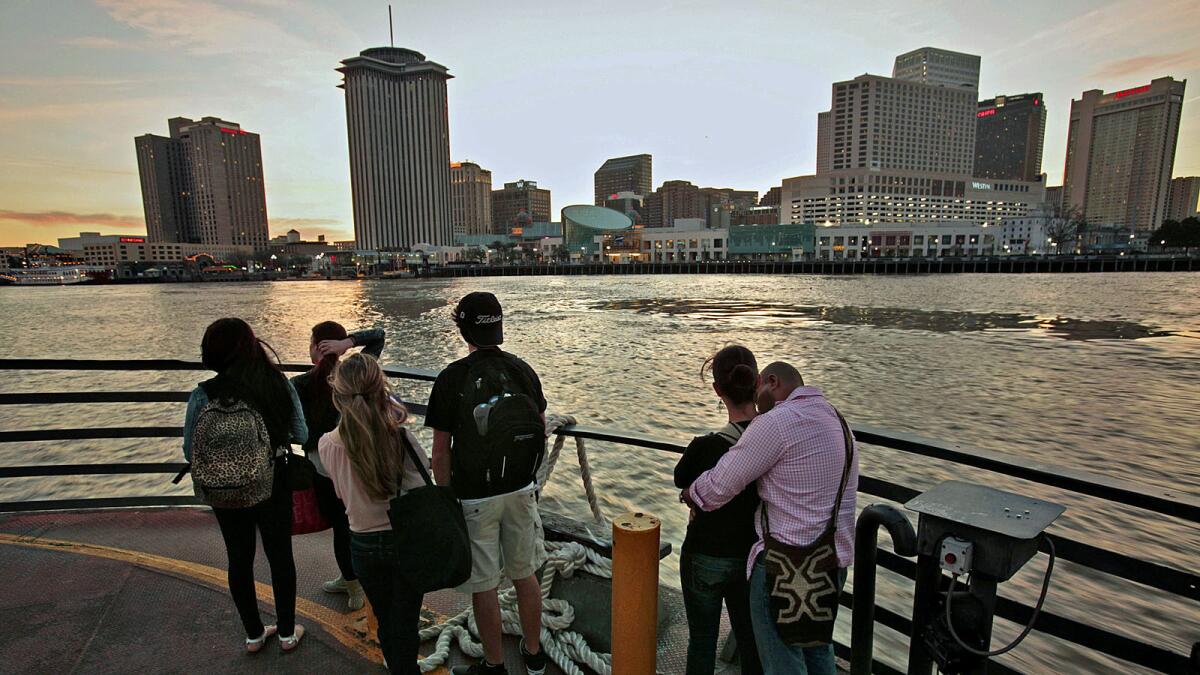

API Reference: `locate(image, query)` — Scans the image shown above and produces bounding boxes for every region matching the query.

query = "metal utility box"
[905,480,1064,581]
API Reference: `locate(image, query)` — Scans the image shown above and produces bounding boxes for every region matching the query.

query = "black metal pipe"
[851,503,917,675]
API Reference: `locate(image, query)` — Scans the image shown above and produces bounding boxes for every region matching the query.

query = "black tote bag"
[388,434,472,593]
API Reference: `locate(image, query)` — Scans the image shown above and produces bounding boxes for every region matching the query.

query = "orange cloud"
[0,209,144,229]
[1092,48,1200,79]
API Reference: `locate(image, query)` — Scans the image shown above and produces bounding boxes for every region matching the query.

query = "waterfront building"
[1165,177,1200,222]
[781,170,1044,228]
[56,232,252,275]
[135,116,270,250]
[594,154,652,206]
[339,47,453,249]
[811,221,997,259]
[492,180,551,234]
[1062,77,1187,231]
[450,161,494,237]
[892,47,981,90]
[998,212,1056,255]
[563,205,633,258]
[591,220,815,263]
[975,93,1046,182]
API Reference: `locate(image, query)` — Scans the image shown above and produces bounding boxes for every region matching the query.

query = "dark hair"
[301,321,349,440]
[199,318,291,446]
[702,344,759,405]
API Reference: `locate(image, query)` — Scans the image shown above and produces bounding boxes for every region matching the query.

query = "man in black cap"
[426,292,549,675]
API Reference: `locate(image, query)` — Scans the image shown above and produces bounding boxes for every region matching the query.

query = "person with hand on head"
[681,362,859,675]
[289,321,385,610]
[182,318,308,654]
[674,345,764,675]
[319,352,431,674]
[425,292,549,675]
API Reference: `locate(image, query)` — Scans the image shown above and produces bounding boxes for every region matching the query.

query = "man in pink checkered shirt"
[684,361,859,675]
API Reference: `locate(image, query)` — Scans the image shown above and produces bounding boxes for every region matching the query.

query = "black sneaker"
[521,640,547,675]
[450,661,507,675]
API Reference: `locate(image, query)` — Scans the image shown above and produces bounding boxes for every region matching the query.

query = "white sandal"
[245,624,277,654]
[280,625,305,652]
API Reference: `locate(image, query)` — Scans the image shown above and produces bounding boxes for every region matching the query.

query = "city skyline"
[2,0,1199,247]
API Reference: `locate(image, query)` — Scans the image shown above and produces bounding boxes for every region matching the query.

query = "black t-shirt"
[424,348,547,486]
[674,420,761,559]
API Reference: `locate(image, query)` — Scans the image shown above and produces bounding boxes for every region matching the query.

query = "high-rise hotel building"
[339,47,453,249]
[1063,77,1186,230]
[135,116,269,250]
[974,93,1046,182]
[491,180,551,234]
[450,161,493,237]
[786,50,1041,228]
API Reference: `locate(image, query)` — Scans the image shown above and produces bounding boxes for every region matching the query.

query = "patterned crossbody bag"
[760,409,854,646]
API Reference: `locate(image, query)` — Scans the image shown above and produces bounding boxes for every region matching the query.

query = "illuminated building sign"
[977,108,996,118]
[119,237,145,243]
[219,127,250,135]
[1113,84,1151,100]
[971,181,993,190]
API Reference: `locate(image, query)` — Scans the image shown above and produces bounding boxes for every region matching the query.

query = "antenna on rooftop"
[388,4,394,47]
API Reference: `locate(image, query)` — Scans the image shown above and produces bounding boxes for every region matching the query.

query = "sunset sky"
[1,0,1198,247]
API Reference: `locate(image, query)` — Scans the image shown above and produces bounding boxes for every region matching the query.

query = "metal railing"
[0,358,1196,674]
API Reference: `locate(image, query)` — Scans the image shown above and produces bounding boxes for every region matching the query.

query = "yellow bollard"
[611,511,661,675]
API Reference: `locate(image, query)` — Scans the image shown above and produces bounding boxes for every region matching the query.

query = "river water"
[1,273,1198,673]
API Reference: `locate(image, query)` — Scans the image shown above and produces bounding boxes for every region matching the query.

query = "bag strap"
[714,421,746,446]
[760,406,854,538]
[828,409,854,529]
[397,430,434,489]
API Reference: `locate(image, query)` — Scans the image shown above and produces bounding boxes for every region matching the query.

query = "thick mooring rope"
[416,414,614,675]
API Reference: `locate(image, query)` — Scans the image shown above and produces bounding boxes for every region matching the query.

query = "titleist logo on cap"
[475,315,501,325]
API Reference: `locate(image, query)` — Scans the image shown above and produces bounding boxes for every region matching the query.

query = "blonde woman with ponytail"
[318,353,429,674]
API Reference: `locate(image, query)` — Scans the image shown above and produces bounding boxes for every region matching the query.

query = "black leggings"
[212,470,296,638]
[313,473,356,581]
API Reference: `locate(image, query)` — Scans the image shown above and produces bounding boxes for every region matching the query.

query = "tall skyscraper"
[816,111,833,173]
[825,74,977,174]
[339,47,453,249]
[135,116,269,250]
[492,180,551,233]
[594,154,652,206]
[893,47,981,89]
[450,161,493,237]
[1166,177,1200,222]
[974,93,1047,182]
[1063,77,1186,230]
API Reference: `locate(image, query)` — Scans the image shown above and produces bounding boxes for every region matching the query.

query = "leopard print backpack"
[190,396,274,508]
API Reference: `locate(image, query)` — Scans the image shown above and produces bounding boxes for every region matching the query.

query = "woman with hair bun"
[673,344,763,675]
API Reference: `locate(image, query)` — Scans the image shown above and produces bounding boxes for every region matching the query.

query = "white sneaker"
[323,575,348,594]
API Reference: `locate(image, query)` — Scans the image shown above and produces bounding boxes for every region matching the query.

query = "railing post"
[611,511,660,675]
[851,504,917,675]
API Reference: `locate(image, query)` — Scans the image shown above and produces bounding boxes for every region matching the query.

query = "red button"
[945,553,957,565]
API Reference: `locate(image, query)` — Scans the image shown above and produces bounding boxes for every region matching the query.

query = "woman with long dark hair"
[289,321,385,609]
[182,318,308,654]
[673,344,763,675]
[320,353,430,674]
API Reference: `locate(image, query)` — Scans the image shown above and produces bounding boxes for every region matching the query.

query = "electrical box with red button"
[939,537,973,575]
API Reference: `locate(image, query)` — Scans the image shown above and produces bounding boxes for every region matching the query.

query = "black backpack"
[453,353,545,498]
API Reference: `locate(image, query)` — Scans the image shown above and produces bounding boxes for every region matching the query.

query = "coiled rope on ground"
[416,414,614,675]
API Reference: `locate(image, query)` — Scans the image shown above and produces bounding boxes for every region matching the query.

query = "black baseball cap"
[453,292,504,346]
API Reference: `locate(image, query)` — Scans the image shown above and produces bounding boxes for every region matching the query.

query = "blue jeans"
[748,553,847,675]
[351,530,424,675]
[680,550,762,675]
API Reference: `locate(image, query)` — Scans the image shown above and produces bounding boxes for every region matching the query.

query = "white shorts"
[457,487,547,594]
